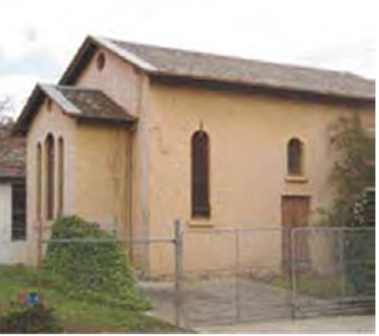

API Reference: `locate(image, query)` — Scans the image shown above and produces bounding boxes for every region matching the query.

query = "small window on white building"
[12,183,26,241]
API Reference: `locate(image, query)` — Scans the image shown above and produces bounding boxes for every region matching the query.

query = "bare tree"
[0,99,5,123]
[0,97,14,124]
[0,98,7,112]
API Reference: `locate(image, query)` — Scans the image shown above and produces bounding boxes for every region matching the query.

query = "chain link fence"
[0,222,375,330]
[180,227,291,327]
[0,221,184,332]
[291,227,375,317]
[178,226,375,327]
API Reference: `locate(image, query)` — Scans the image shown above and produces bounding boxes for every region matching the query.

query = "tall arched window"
[287,138,304,176]
[45,134,55,220]
[36,143,42,219]
[191,130,210,218]
[57,137,64,215]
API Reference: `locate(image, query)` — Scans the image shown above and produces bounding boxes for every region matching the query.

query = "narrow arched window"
[11,183,26,241]
[36,143,42,219]
[45,134,55,220]
[191,131,210,218]
[287,138,304,176]
[57,137,64,215]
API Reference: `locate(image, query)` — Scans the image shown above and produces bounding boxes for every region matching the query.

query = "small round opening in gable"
[46,98,52,111]
[96,52,106,71]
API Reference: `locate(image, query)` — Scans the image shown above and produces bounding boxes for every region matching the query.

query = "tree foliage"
[322,113,374,227]
[322,114,375,300]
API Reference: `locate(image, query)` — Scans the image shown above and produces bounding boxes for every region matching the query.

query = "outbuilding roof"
[0,123,26,179]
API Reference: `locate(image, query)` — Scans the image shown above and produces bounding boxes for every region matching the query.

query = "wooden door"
[281,196,310,272]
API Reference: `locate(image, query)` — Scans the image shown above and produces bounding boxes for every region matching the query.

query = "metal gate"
[178,226,375,327]
[291,227,375,318]
[180,227,293,327]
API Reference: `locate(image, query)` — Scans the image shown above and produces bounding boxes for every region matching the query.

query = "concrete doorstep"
[195,315,375,334]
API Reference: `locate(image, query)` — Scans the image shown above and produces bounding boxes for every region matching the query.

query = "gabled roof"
[0,123,25,179]
[14,85,137,134]
[60,36,375,101]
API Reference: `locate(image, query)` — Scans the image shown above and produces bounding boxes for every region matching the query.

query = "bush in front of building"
[43,215,150,310]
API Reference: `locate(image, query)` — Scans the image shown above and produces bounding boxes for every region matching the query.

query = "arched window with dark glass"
[57,137,64,215]
[45,134,55,220]
[191,130,210,218]
[287,138,304,176]
[36,143,42,219]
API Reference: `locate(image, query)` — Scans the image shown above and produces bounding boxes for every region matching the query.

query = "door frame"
[281,195,311,273]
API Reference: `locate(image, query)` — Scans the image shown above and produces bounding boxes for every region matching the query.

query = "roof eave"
[12,84,45,135]
[12,84,80,135]
[0,176,26,183]
[59,36,99,85]
[73,113,138,128]
[149,71,375,103]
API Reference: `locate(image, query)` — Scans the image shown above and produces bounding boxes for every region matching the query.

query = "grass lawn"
[270,273,347,299]
[0,265,186,333]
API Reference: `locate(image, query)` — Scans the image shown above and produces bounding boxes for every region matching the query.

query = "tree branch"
[0,96,14,124]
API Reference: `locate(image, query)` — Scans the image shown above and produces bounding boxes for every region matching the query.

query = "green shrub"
[43,216,149,310]
[0,303,63,333]
[344,230,375,298]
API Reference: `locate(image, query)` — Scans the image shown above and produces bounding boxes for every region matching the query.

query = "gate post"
[290,227,298,319]
[174,220,184,329]
[35,218,43,297]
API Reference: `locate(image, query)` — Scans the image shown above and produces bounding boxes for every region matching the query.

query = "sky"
[0,0,375,117]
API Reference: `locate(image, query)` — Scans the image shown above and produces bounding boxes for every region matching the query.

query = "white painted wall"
[0,183,29,265]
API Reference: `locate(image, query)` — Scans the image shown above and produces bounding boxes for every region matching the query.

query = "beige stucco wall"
[77,48,152,268]
[27,99,77,226]
[25,49,151,267]
[26,99,77,264]
[146,81,375,275]
[75,48,143,116]
[74,48,152,268]
[26,98,135,264]
[73,123,132,236]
